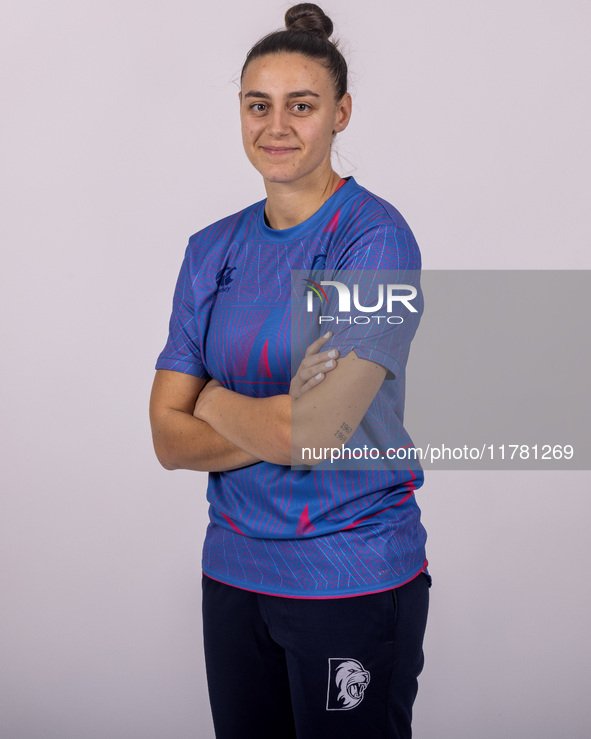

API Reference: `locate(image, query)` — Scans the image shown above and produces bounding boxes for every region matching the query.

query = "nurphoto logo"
[304,279,417,325]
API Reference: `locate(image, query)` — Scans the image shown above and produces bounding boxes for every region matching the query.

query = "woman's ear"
[333,92,352,135]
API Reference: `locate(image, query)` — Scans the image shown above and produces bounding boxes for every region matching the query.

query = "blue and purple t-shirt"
[156,177,428,597]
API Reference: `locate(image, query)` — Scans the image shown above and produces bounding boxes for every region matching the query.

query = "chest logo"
[311,253,327,271]
[215,265,237,293]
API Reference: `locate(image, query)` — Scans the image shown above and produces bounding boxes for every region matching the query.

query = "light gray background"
[1,1,589,737]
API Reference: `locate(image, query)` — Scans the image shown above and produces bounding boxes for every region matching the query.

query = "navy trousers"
[202,572,430,738]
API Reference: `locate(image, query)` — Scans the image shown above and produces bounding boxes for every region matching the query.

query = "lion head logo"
[327,658,371,710]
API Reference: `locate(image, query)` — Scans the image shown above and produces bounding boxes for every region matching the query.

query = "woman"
[150,4,430,737]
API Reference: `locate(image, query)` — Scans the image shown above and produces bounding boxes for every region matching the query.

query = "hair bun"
[285,3,333,41]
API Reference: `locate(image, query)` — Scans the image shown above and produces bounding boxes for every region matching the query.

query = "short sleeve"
[322,225,423,378]
[155,248,209,378]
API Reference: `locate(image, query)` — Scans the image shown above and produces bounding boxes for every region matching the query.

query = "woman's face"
[240,53,351,187]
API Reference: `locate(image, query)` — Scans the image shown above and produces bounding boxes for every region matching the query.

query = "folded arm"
[194,348,386,467]
[290,349,386,465]
[149,370,261,472]
[150,337,386,472]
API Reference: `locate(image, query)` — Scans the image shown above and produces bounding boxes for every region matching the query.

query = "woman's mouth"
[261,146,298,156]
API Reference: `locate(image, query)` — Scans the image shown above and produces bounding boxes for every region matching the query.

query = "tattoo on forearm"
[334,421,353,443]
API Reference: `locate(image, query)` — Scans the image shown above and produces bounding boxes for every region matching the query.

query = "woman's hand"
[193,378,223,420]
[290,332,339,401]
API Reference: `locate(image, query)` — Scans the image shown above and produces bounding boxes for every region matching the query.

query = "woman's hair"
[241,3,348,100]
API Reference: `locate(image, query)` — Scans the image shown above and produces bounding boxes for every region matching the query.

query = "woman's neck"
[263,169,343,230]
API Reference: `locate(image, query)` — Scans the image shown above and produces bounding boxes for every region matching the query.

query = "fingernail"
[315,373,324,380]
[323,331,332,338]
[328,350,337,358]
[325,360,334,368]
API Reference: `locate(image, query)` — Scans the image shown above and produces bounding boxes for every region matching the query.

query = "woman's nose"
[267,108,290,136]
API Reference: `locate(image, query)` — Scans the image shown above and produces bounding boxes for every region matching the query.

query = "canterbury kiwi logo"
[326,658,371,710]
[215,265,236,293]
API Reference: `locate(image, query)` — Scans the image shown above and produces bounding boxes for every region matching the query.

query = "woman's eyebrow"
[244,90,271,99]
[286,90,320,98]
[243,90,320,99]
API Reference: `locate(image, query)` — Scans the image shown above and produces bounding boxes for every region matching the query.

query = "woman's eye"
[293,103,311,113]
[250,103,268,113]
